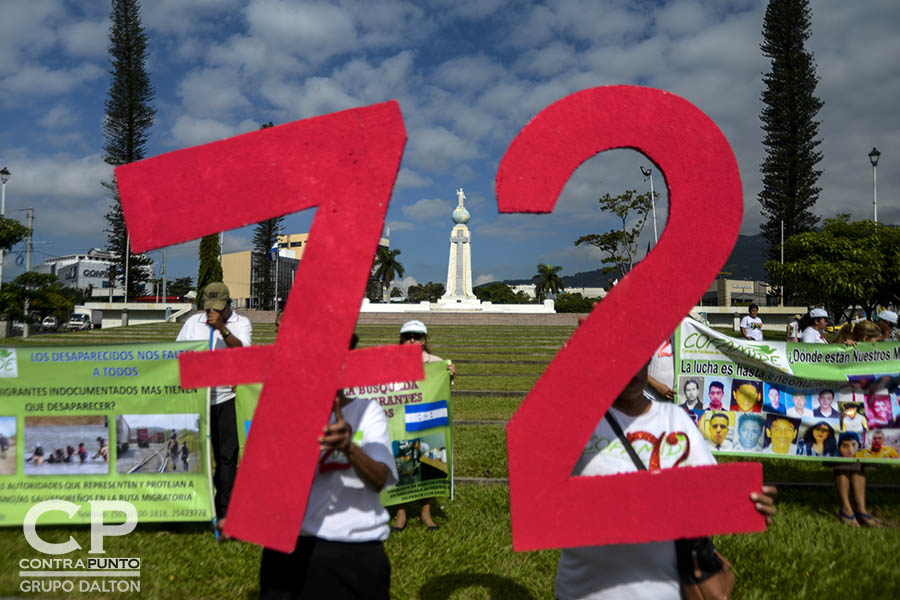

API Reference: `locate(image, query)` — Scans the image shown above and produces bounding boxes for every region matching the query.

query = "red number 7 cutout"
[498,86,765,551]
[116,101,423,552]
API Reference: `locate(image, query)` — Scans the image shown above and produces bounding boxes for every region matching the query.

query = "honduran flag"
[405,400,449,432]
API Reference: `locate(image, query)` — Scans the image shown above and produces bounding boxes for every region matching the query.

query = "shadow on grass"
[419,573,536,599]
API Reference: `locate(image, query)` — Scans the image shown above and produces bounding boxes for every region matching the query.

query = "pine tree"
[103,0,156,299]
[758,0,823,261]
[197,235,223,310]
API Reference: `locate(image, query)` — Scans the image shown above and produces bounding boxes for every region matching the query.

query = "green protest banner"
[672,318,900,463]
[0,341,213,525]
[233,362,453,507]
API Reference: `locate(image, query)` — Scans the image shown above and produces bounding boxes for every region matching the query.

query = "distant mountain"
[500,233,770,288]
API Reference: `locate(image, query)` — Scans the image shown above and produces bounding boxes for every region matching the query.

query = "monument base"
[360,299,555,314]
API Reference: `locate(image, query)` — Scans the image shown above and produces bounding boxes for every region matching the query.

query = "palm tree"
[532,263,564,302]
[373,248,405,302]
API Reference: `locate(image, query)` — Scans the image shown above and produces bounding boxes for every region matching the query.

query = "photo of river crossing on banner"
[672,318,900,463]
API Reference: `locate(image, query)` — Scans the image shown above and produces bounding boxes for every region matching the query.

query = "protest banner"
[673,318,900,462]
[233,361,453,507]
[0,341,212,525]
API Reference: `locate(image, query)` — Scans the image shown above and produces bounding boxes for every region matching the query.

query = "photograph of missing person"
[679,377,705,412]
[839,402,868,434]
[115,414,201,475]
[0,416,16,475]
[763,414,801,455]
[700,411,735,451]
[704,379,731,411]
[796,421,837,457]
[735,413,766,452]
[786,392,811,420]
[811,389,840,420]
[864,394,895,429]
[857,428,900,459]
[730,379,762,413]
[762,383,788,414]
[24,416,110,476]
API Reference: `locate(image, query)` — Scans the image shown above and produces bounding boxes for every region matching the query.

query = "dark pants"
[210,399,238,518]
[259,537,391,600]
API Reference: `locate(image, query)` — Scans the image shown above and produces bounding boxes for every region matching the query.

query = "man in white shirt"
[176,282,252,528]
[740,304,764,341]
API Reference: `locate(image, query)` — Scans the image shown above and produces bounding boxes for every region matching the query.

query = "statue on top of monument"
[452,188,471,225]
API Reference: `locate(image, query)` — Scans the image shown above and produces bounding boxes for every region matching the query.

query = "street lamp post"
[869,147,880,223]
[0,167,10,291]
[639,166,658,245]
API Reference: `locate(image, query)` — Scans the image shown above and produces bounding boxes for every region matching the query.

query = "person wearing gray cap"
[176,282,252,536]
[876,310,900,341]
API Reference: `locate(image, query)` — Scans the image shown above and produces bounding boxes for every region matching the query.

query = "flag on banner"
[405,400,449,432]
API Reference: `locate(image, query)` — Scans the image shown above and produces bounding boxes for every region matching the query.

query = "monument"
[437,188,481,308]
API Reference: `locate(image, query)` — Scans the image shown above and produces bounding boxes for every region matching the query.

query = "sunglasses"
[401,332,425,341]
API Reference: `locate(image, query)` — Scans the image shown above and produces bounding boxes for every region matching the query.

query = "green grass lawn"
[1,321,899,598]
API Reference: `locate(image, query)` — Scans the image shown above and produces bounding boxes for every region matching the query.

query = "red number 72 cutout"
[498,86,765,551]
[116,101,424,552]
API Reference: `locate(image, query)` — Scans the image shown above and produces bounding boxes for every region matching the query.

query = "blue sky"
[0,0,897,291]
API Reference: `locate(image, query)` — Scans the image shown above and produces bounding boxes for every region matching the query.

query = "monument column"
[438,188,479,305]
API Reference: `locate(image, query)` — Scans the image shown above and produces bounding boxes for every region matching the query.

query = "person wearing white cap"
[800,308,829,343]
[391,320,456,532]
[876,310,900,341]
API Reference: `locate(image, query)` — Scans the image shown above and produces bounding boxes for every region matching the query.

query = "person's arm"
[318,396,390,490]
[647,374,674,401]
[206,310,245,348]
[751,486,778,525]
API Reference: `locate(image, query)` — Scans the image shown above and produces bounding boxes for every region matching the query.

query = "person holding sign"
[800,309,829,343]
[554,363,777,600]
[258,334,398,599]
[176,282,252,531]
[390,320,455,532]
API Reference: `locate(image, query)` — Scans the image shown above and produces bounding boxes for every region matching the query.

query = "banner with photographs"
[350,361,453,507]
[673,319,900,463]
[0,341,212,526]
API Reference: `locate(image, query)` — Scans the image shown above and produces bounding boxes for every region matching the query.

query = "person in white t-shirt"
[259,335,399,599]
[554,363,777,600]
[800,309,829,343]
[786,314,801,342]
[740,304,764,341]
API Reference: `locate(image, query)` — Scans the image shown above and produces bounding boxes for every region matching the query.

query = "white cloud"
[169,116,258,148]
[385,220,415,233]
[177,68,252,116]
[407,126,479,172]
[38,104,78,129]
[402,198,450,221]
[59,19,109,58]
[395,168,433,189]
[392,275,418,294]
[474,273,495,286]
[0,63,104,100]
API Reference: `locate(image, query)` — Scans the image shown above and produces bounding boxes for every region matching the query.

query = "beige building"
[222,231,388,309]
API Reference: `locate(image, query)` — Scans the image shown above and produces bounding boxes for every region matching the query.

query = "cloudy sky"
[0,0,897,291]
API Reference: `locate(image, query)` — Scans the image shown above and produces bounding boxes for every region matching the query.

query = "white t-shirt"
[787,321,799,340]
[800,326,825,344]
[786,406,806,419]
[555,402,715,600]
[740,316,763,341]
[643,338,674,403]
[301,396,398,542]
[176,311,253,404]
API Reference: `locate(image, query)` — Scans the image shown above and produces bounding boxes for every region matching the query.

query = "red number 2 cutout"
[498,86,765,551]
[116,101,424,552]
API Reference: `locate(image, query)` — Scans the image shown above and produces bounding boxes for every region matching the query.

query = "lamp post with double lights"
[868,148,880,223]
[0,167,10,291]
[639,166,658,245]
